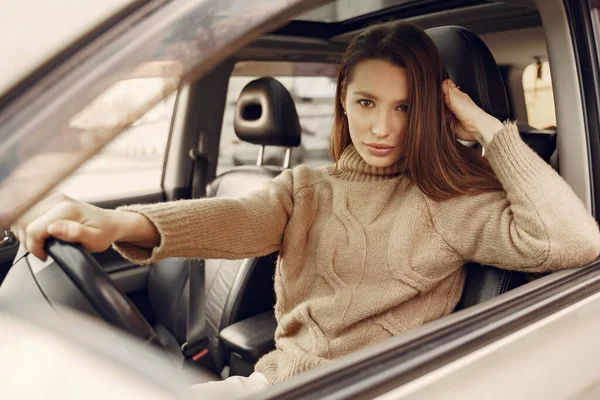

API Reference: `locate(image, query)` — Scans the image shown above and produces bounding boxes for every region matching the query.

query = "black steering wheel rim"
[44,238,160,345]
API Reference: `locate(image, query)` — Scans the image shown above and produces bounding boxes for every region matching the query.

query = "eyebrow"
[352,90,408,103]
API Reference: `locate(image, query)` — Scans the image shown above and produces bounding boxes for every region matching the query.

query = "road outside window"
[57,82,177,202]
[522,60,556,130]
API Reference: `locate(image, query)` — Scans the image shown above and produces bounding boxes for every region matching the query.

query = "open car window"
[56,79,177,202]
[522,60,556,130]
[0,0,311,230]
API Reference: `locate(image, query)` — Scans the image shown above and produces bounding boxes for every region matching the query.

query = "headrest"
[234,77,302,147]
[426,26,510,121]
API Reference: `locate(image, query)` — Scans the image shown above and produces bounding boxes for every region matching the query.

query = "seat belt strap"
[181,149,210,359]
[188,149,210,199]
[181,258,209,359]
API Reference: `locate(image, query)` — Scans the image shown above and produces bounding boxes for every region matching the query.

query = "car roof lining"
[274,1,540,39]
[236,1,544,68]
[329,3,541,42]
[234,35,344,63]
[274,0,488,39]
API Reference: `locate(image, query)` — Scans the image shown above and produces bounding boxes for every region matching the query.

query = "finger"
[48,220,106,252]
[442,80,462,107]
[26,233,49,261]
[23,201,80,260]
[442,79,452,96]
[14,229,25,247]
[448,82,471,100]
[443,81,455,107]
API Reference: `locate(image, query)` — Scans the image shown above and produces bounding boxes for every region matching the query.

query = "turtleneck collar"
[334,144,406,182]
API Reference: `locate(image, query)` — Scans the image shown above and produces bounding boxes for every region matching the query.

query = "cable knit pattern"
[113,122,600,385]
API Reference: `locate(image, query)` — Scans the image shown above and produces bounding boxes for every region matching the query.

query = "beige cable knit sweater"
[114,122,600,385]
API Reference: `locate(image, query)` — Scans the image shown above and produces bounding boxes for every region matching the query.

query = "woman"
[11,22,600,398]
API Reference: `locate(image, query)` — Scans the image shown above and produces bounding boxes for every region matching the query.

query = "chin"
[364,154,398,168]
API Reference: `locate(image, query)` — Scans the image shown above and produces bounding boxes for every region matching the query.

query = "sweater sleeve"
[111,169,295,264]
[425,121,600,272]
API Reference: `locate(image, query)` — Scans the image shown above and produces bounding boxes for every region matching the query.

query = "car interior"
[0,0,593,389]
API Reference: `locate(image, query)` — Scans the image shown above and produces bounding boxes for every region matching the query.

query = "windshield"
[0,0,310,230]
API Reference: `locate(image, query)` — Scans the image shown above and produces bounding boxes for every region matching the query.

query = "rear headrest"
[426,26,510,121]
[234,77,302,147]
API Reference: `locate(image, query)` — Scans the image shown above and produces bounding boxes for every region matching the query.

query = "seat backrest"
[202,169,280,372]
[148,77,301,372]
[426,26,529,310]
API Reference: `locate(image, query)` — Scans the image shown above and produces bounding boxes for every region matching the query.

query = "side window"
[57,80,177,202]
[217,61,338,175]
[522,60,556,130]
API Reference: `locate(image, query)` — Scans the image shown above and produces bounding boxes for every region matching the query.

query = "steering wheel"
[44,238,161,346]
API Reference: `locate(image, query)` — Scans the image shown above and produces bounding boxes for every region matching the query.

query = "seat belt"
[188,148,209,199]
[181,149,210,360]
[182,259,209,360]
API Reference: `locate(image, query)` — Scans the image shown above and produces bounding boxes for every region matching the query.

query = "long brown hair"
[330,22,502,200]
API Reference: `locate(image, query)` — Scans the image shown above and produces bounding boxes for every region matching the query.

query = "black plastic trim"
[166,186,193,201]
[91,191,165,210]
[160,86,182,194]
[260,260,600,399]
[565,0,600,220]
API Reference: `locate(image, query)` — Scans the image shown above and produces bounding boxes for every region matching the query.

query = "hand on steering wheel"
[44,238,161,346]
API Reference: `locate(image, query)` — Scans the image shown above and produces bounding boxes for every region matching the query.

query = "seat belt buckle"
[191,348,208,361]
[181,338,209,361]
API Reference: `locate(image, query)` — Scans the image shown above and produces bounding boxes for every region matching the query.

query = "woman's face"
[343,59,410,168]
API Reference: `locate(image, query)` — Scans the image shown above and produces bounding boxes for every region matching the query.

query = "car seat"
[147,77,301,379]
[425,25,531,310]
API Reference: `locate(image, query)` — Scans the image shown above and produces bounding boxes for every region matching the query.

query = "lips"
[365,143,394,149]
[365,143,396,157]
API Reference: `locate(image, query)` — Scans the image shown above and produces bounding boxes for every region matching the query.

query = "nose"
[371,108,393,138]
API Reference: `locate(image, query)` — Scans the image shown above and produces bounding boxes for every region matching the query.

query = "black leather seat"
[517,122,557,164]
[148,77,301,377]
[425,26,532,310]
[518,122,558,172]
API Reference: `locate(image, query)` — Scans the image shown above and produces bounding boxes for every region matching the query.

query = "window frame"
[259,261,600,399]
[57,88,178,203]
[3,0,600,397]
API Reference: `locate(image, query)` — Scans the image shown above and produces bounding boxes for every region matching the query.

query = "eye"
[396,104,409,112]
[358,99,374,108]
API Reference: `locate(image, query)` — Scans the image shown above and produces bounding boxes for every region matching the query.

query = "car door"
[0,1,163,288]
[54,88,179,313]
[0,0,301,314]
[0,87,178,313]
